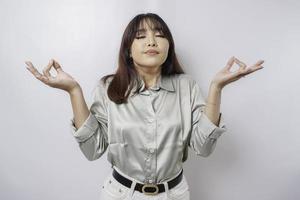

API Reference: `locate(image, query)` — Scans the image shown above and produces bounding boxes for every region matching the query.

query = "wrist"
[68,85,82,96]
[210,82,223,92]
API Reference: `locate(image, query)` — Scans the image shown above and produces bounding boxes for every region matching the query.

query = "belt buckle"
[142,184,159,195]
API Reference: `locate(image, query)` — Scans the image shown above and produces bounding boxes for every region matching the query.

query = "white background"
[1,0,299,199]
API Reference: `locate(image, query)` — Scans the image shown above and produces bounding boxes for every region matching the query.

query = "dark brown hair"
[101,13,185,104]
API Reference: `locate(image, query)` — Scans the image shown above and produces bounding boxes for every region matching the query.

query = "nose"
[147,35,157,47]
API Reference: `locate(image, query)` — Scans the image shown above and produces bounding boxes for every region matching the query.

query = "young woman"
[26,13,264,200]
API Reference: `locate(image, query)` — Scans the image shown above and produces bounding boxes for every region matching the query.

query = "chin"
[134,59,164,68]
[141,62,164,68]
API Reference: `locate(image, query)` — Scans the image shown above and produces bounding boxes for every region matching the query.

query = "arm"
[69,81,109,161]
[68,86,90,129]
[206,56,265,125]
[189,80,227,157]
[204,83,222,126]
[203,56,264,128]
[25,59,109,161]
[189,56,264,157]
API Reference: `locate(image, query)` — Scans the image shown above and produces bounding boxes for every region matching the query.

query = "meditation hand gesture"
[211,56,264,89]
[25,59,80,93]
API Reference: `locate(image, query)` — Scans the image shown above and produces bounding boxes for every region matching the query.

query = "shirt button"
[149,149,155,154]
[147,118,154,123]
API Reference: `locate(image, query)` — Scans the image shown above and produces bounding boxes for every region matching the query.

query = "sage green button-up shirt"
[70,73,227,184]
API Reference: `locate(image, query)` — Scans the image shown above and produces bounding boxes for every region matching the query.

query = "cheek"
[161,42,170,55]
[131,43,143,55]
[159,39,169,49]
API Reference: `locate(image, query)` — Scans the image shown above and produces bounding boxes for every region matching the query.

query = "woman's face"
[130,21,169,70]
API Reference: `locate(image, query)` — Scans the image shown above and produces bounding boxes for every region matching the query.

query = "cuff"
[198,112,227,139]
[70,112,99,143]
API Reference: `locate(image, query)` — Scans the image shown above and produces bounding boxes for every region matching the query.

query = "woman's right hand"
[25,59,80,93]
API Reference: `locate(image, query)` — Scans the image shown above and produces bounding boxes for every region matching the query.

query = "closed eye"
[135,36,145,39]
[135,35,165,39]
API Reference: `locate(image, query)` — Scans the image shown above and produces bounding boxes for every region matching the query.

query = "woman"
[26,13,264,200]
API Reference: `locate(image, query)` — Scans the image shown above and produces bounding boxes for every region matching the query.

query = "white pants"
[100,167,190,200]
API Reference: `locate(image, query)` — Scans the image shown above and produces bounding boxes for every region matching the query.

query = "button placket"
[143,91,157,185]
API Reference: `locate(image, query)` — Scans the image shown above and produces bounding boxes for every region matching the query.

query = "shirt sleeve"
[188,80,227,157]
[70,80,109,161]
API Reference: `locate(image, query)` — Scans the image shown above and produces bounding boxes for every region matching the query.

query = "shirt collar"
[132,74,175,95]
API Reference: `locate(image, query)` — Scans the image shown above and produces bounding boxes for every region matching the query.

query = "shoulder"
[173,74,204,100]
[173,73,198,88]
[91,74,115,99]
[97,74,115,90]
[176,73,196,81]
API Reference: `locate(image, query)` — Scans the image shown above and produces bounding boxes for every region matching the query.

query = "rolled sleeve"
[188,79,228,157]
[198,112,227,140]
[69,79,109,161]
[70,112,99,143]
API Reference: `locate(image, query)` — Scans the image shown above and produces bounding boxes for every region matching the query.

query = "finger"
[246,60,264,73]
[43,59,54,78]
[244,60,264,73]
[53,59,63,72]
[239,65,264,77]
[225,56,235,70]
[234,57,247,69]
[25,61,43,77]
[247,65,264,74]
[250,59,264,68]
[224,61,264,83]
[25,61,50,83]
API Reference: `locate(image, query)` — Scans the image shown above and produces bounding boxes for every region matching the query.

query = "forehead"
[136,19,163,33]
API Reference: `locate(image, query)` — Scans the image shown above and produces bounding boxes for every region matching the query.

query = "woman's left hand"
[211,56,264,89]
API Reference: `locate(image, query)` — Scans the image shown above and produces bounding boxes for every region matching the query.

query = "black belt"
[112,168,183,195]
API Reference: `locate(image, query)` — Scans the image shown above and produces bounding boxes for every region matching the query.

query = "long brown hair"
[101,13,185,104]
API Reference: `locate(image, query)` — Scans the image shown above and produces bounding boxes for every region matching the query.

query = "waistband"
[112,165,183,184]
[112,166,183,195]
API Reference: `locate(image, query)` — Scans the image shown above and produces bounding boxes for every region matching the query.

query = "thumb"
[53,60,63,72]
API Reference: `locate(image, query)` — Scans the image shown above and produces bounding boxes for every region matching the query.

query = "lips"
[145,49,159,54]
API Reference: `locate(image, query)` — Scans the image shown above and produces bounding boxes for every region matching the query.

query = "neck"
[134,65,161,88]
